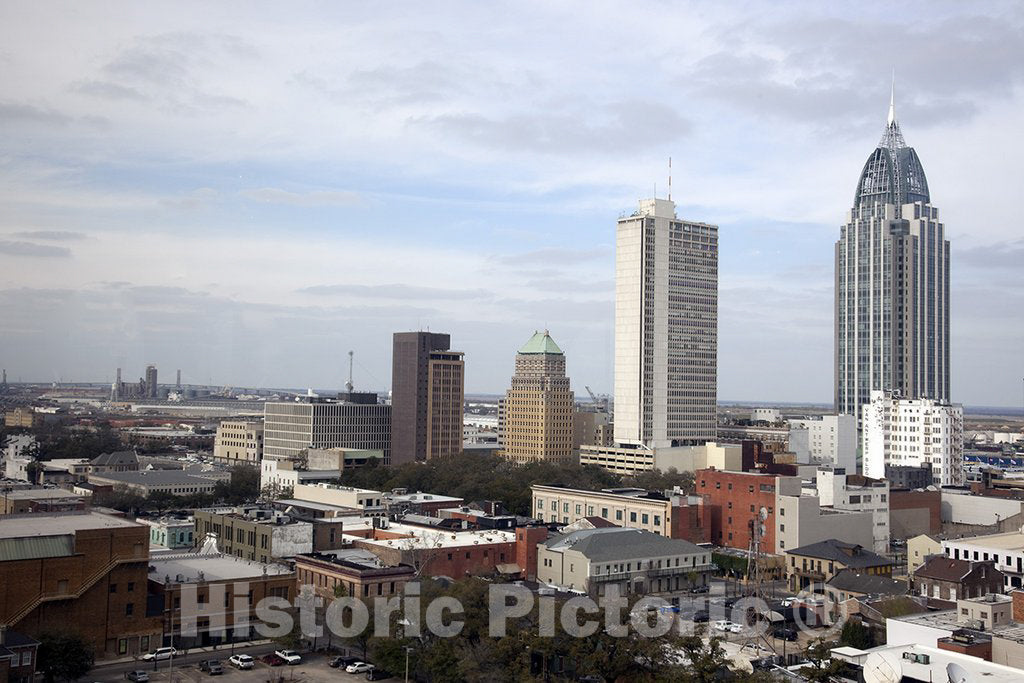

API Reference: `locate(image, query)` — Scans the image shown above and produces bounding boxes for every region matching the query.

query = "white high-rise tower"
[836,90,950,418]
[613,198,718,448]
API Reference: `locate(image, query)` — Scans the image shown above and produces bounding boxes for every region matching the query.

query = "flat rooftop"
[0,511,140,539]
[149,552,293,584]
[945,531,1024,551]
[89,470,227,485]
[275,498,362,513]
[348,523,515,550]
[3,488,86,500]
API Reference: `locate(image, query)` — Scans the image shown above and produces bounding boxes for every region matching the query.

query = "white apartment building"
[943,530,1024,590]
[862,390,963,486]
[614,198,718,448]
[789,414,857,471]
[815,467,890,554]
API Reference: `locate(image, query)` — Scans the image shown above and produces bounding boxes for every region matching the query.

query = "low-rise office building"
[532,484,674,537]
[294,549,415,601]
[212,420,264,464]
[0,488,89,515]
[88,469,229,497]
[776,482,875,554]
[149,552,294,648]
[193,507,313,562]
[579,442,743,477]
[536,527,713,603]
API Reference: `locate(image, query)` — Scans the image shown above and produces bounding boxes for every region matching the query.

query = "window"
[616,510,623,521]
[21,651,31,666]
[109,583,118,594]
[641,514,649,524]
[602,507,608,517]
[127,582,135,592]
[141,636,150,652]
[654,515,661,526]
[125,603,134,616]
[118,639,128,655]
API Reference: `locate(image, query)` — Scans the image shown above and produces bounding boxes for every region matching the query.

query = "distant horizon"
[11,379,1024,415]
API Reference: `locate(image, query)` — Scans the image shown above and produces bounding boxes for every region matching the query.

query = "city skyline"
[1,3,1022,406]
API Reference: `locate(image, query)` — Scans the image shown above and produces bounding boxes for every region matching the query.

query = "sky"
[1,1,1022,407]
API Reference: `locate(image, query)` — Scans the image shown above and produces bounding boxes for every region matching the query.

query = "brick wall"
[696,469,777,551]
[890,489,941,535]
[515,526,548,581]
[670,496,711,543]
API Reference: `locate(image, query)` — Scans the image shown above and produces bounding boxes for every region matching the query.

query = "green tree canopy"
[37,632,95,683]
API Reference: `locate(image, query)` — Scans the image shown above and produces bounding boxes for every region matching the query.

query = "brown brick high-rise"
[391,332,463,464]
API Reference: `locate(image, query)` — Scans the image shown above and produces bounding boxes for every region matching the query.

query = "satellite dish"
[759,524,767,537]
[947,662,971,683]
[861,652,901,683]
[760,506,769,521]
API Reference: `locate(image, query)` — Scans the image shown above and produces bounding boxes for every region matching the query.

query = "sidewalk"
[94,640,276,668]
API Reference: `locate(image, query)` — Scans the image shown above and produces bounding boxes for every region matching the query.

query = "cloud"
[239,187,365,207]
[9,230,88,241]
[415,101,691,155]
[0,240,72,257]
[957,240,1024,270]
[497,247,611,266]
[298,283,491,300]
[0,101,71,126]
[70,80,148,102]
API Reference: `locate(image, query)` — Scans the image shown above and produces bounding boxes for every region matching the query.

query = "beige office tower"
[498,331,575,464]
[425,349,465,459]
[614,198,718,448]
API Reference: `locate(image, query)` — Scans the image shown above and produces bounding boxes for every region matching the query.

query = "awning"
[495,563,522,575]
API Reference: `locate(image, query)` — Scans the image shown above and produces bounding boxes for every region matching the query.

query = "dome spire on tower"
[887,69,896,125]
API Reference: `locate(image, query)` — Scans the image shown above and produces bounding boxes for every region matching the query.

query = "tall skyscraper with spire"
[835,87,950,417]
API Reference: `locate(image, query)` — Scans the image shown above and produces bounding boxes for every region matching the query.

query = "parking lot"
[92,652,395,683]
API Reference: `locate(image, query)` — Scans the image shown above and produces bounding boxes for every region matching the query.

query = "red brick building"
[515,526,549,581]
[0,511,161,659]
[0,629,39,683]
[696,469,779,551]
[670,495,712,544]
[294,550,415,601]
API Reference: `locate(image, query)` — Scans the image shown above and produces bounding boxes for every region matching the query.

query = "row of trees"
[336,453,695,516]
[301,576,777,683]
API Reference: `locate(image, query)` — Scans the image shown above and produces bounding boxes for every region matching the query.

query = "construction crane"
[584,385,609,412]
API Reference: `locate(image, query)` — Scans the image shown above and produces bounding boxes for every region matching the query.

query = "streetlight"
[404,646,414,683]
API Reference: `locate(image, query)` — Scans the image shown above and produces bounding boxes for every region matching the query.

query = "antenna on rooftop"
[346,350,354,393]
[668,157,672,201]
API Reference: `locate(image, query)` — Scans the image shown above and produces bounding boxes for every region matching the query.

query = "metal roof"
[518,330,563,355]
[0,534,74,562]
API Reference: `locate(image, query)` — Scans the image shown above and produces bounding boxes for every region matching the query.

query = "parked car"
[330,655,361,668]
[262,654,285,667]
[741,643,769,654]
[692,610,710,623]
[713,620,736,632]
[141,647,179,662]
[728,623,745,634]
[199,660,223,675]
[126,672,150,683]
[346,662,374,674]
[690,585,710,594]
[275,650,302,665]
[366,669,393,681]
[229,654,255,669]
[773,627,798,641]
[780,597,798,608]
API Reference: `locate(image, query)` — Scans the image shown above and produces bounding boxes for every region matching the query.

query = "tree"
[37,632,94,682]
[840,620,875,649]
[800,637,845,683]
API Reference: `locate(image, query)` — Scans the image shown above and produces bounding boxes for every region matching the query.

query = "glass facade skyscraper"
[835,98,950,417]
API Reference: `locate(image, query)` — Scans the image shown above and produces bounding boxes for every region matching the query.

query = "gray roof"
[787,539,891,569]
[0,535,74,562]
[91,450,139,467]
[827,569,908,597]
[545,527,703,562]
[89,470,225,486]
